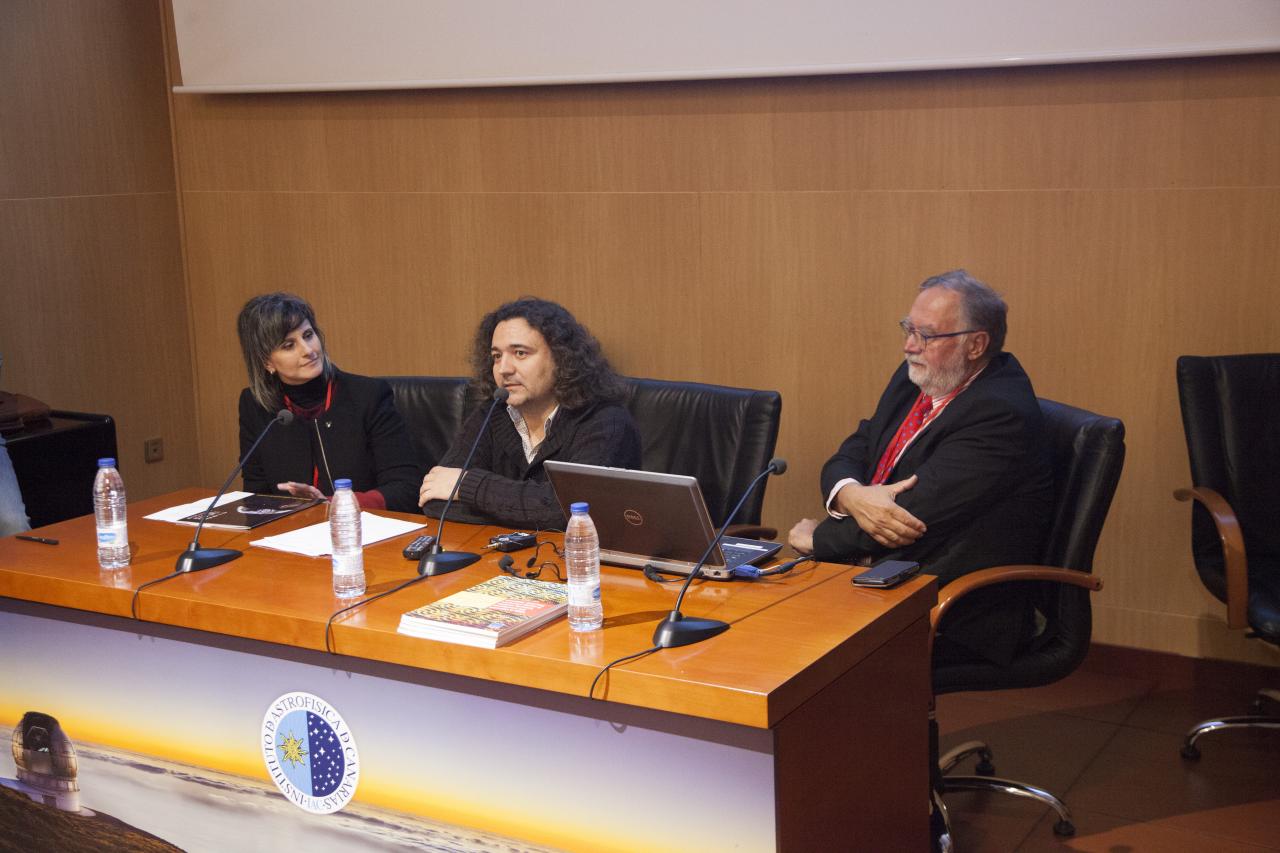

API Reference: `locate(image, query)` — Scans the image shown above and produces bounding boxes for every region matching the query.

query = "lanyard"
[282,378,334,488]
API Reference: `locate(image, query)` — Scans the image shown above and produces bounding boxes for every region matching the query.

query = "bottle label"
[97,523,127,545]
[568,582,600,607]
[332,553,364,575]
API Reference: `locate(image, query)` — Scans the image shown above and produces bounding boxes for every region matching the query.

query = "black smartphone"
[402,534,437,560]
[488,532,537,552]
[852,559,921,588]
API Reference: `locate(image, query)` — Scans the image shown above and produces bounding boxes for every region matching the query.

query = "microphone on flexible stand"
[175,409,295,574]
[652,457,787,649]
[418,387,510,577]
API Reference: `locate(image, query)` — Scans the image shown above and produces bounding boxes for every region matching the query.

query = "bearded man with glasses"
[788,269,1052,665]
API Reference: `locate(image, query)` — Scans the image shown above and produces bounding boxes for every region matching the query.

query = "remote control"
[402,534,437,560]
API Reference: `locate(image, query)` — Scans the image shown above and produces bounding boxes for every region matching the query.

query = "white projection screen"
[171,0,1280,93]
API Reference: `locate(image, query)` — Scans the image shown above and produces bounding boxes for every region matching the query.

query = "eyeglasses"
[898,319,977,348]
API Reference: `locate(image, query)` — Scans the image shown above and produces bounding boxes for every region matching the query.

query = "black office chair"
[1173,354,1280,760]
[623,377,782,534]
[383,376,471,474]
[931,398,1125,840]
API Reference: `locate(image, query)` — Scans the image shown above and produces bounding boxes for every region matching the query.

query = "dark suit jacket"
[815,352,1053,664]
[431,400,641,530]
[239,370,421,513]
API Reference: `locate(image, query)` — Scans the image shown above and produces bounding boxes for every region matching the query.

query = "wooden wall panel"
[181,190,705,485]
[0,195,197,499]
[171,56,1280,194]
[172,82,778,194]
[0,1,175,198]
[771,57,1280,190]
[0,1,194,501]
[166,41,1280,668]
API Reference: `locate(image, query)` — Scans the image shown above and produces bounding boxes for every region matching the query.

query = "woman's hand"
[277,481,327,502]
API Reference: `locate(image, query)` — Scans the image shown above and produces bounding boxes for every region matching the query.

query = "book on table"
[177,494,319,530]
[398,575,569,648]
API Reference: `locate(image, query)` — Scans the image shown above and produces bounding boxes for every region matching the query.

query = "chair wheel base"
[1053,819,1076,837]
[975,759,996,776]
[1180,744,1201,761]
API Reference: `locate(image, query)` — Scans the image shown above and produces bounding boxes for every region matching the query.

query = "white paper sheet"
[250,512,425,557]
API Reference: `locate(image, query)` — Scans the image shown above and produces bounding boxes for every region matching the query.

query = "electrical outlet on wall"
[144,437,164,463]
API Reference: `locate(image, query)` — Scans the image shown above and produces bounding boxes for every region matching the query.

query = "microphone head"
[276,409,295,426]
[498,555,515,571]
[769,457,787,476]
[492,387,511,403]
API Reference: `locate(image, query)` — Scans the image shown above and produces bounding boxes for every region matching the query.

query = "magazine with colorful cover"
[397,575,569,648]
[177,494,319,530]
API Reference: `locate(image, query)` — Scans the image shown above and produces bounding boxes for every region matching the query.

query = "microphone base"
[417,550,481,577]
[652,612,730,648]
[175,547,242,574]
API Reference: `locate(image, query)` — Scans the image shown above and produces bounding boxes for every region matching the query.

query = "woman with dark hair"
[237,292,419,512]
[418,297,641,529]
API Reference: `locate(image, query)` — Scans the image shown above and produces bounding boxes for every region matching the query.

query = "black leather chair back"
[383,374,783,528]
[383,376,470,474]
[1177,354,1280,605]
[1037,399,1127,572]
[935,398,1125,693]
[623,377,782,527]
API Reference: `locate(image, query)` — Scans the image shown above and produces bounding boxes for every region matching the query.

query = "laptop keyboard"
[721,540,765,568]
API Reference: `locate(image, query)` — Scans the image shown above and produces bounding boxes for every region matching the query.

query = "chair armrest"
[1174,486,1248,630]
[725,524,778,541]
[928,565,1103,656]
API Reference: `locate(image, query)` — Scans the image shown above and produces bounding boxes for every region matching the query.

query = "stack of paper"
[251,512,425,557]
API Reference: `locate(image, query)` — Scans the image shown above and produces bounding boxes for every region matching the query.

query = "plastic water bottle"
[93,458,130,569]
[564,501,603,631]
[330,479,365,598]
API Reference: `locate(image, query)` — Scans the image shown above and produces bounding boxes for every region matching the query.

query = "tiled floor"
[936,666,1280,851]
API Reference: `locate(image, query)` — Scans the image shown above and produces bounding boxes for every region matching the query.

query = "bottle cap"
[569,501,589,513]
[334,478,353,489]
[97,458,116,468]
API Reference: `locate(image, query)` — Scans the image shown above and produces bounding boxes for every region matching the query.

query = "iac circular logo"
[261,692,359,814]
[623,509,644,526]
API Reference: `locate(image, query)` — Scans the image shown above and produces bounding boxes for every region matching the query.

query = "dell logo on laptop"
[623,509,644,526]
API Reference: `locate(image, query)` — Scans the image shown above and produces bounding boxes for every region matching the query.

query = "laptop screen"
[543,461,727,568]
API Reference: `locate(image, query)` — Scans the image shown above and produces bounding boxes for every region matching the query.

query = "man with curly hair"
[418,297,641,529]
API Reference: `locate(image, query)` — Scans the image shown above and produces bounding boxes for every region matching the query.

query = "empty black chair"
[1174,354,1280,760]
[623,377,782,531]
[932,398,1125,840]
[383,376,471,475]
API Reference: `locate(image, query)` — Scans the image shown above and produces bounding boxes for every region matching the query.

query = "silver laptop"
[543,461,782,579]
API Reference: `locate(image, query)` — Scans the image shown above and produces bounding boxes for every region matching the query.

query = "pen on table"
[15,535,59,546]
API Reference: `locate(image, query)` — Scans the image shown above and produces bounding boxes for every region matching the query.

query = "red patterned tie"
[870,393,933,485]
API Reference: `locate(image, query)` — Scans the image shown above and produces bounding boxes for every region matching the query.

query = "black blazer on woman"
[239,370,421,513]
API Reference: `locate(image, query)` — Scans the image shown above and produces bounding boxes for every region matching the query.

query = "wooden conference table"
[0,488,935,852]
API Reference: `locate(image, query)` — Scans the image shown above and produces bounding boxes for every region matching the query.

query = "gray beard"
[908,359,970,398]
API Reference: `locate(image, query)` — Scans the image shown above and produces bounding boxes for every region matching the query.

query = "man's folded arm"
[813,401,1038,563]
[819,419,874,498]
[888,403,1040,548]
